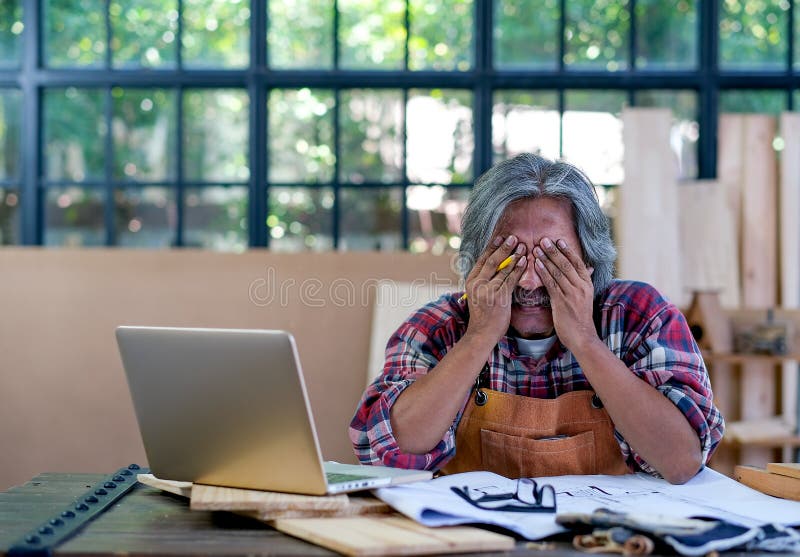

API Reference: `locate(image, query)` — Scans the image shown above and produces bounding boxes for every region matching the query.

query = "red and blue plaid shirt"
[349,280,725,477]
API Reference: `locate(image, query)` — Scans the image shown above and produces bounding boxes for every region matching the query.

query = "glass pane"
[719,90,786,114]
[494,0,559,70]
[44,88,106,181]
[268,0,334,68]
[184,89,249,182]
[339,0,405,69]
[44,187,105,246]
[112,88,177,181]
[184,186,248,251]
[563,90,625,185]
[182,0,249,68]
[636,0,697,69]
[110,0,178,68]
[115,187,175,247]
[339,187,402,250]
[268,89,335,183]
[45,0,106,67]
[564,0,630,71]
[0,90,22,180]
[340,89,403,183]
[268,187,334,251]
[409,0,473,71]
[634,90,698,179]
[408,186,469,254]
[720,0,788,70]
[0,0,22,68]
[407,89,473,183]
[796,0,800,70]
[492,91,560,163]
[0,188,19,245]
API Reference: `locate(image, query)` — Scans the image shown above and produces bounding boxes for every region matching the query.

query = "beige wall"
[0,249,458,491]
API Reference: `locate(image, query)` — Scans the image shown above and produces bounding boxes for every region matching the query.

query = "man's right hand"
[463,235,527,346]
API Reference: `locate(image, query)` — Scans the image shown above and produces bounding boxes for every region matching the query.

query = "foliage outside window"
[0,1,796,250]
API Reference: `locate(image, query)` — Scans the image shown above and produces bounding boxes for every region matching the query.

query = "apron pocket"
[480,429,597,478]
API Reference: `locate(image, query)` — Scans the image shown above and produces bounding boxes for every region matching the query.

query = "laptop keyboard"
[326,472,373,484]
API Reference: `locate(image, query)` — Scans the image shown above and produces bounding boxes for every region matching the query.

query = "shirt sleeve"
[617,302,726,476]
[348,313,460,471]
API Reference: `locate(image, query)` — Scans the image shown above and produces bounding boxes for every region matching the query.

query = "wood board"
[191,483,392,520]
[136,474,515,555]
[740,114,778,310]
[678,181,740,309]
[719,113,779,467]
[716,114,745,310]
[249,498,393,521]
[724,416,800,446]
[620,108,682,305]
[734,465,800,501]
[779,112,800,461]
[190,483,351,512]
[272,515,516,556]
[767,462,800,479]
[137,473,392,519]
[137,473,193,498]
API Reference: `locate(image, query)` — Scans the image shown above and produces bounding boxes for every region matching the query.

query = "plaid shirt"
[349,280,725,477]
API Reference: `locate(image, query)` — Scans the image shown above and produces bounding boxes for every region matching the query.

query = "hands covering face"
[463,234,528,345]
[464,234,596,350]
[532,237,596,352]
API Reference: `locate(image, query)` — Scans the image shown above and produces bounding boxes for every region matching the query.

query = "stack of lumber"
[621,109,800,472]
[734,463,800,501]
[137,474,516,556]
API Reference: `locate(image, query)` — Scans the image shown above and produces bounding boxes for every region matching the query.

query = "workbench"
[0,473,768,556]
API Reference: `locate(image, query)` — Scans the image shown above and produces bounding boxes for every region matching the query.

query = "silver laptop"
[116,326,431,495]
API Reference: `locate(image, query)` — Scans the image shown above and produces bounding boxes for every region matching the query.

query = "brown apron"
[441,389,630,478]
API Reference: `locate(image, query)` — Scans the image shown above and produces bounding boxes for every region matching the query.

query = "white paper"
[375,468,800,540]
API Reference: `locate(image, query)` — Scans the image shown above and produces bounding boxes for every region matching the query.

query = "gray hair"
[458,153,616,296]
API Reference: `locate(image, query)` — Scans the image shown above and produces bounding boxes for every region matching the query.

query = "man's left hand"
[532,237,597,353]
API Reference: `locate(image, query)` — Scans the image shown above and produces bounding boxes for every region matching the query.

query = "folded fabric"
[558,508,800,555]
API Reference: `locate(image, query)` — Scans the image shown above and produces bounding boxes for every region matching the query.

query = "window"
[0,1,796,250]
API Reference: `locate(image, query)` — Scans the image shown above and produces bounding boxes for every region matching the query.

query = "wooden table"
[0,473,567,556]
[0,473,769,556]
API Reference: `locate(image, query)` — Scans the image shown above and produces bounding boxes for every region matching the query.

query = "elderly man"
[350,153,724,484]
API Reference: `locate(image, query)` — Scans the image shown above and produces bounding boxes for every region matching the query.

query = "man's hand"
[464,235,527,346]
[532,237,597,353]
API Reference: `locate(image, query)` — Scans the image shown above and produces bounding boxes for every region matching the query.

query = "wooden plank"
[678,181,740,309]
[138,474,394,522]
[741,114,778,309]
[734,465,800,501]
[724,417,800,446]
[272,515,516,557]
[779,112,800,310]
[702,352,800,364]
[620,108,682,305]
[717,114,744,257]
[137,474,193,498]
[767,462,800,479]
[248,497,393,521]
[137,474,392,520]
[190,484,350,513]
[716,114,745,310]
[734,114,779,467]
[779,112,800,461]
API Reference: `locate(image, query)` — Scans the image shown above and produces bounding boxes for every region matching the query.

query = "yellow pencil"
[458,255,516,302]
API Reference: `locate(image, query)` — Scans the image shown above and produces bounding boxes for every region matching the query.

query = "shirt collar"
[498,334,569,361]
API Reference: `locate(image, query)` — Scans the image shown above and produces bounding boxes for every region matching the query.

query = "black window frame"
[0,0,798,248]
